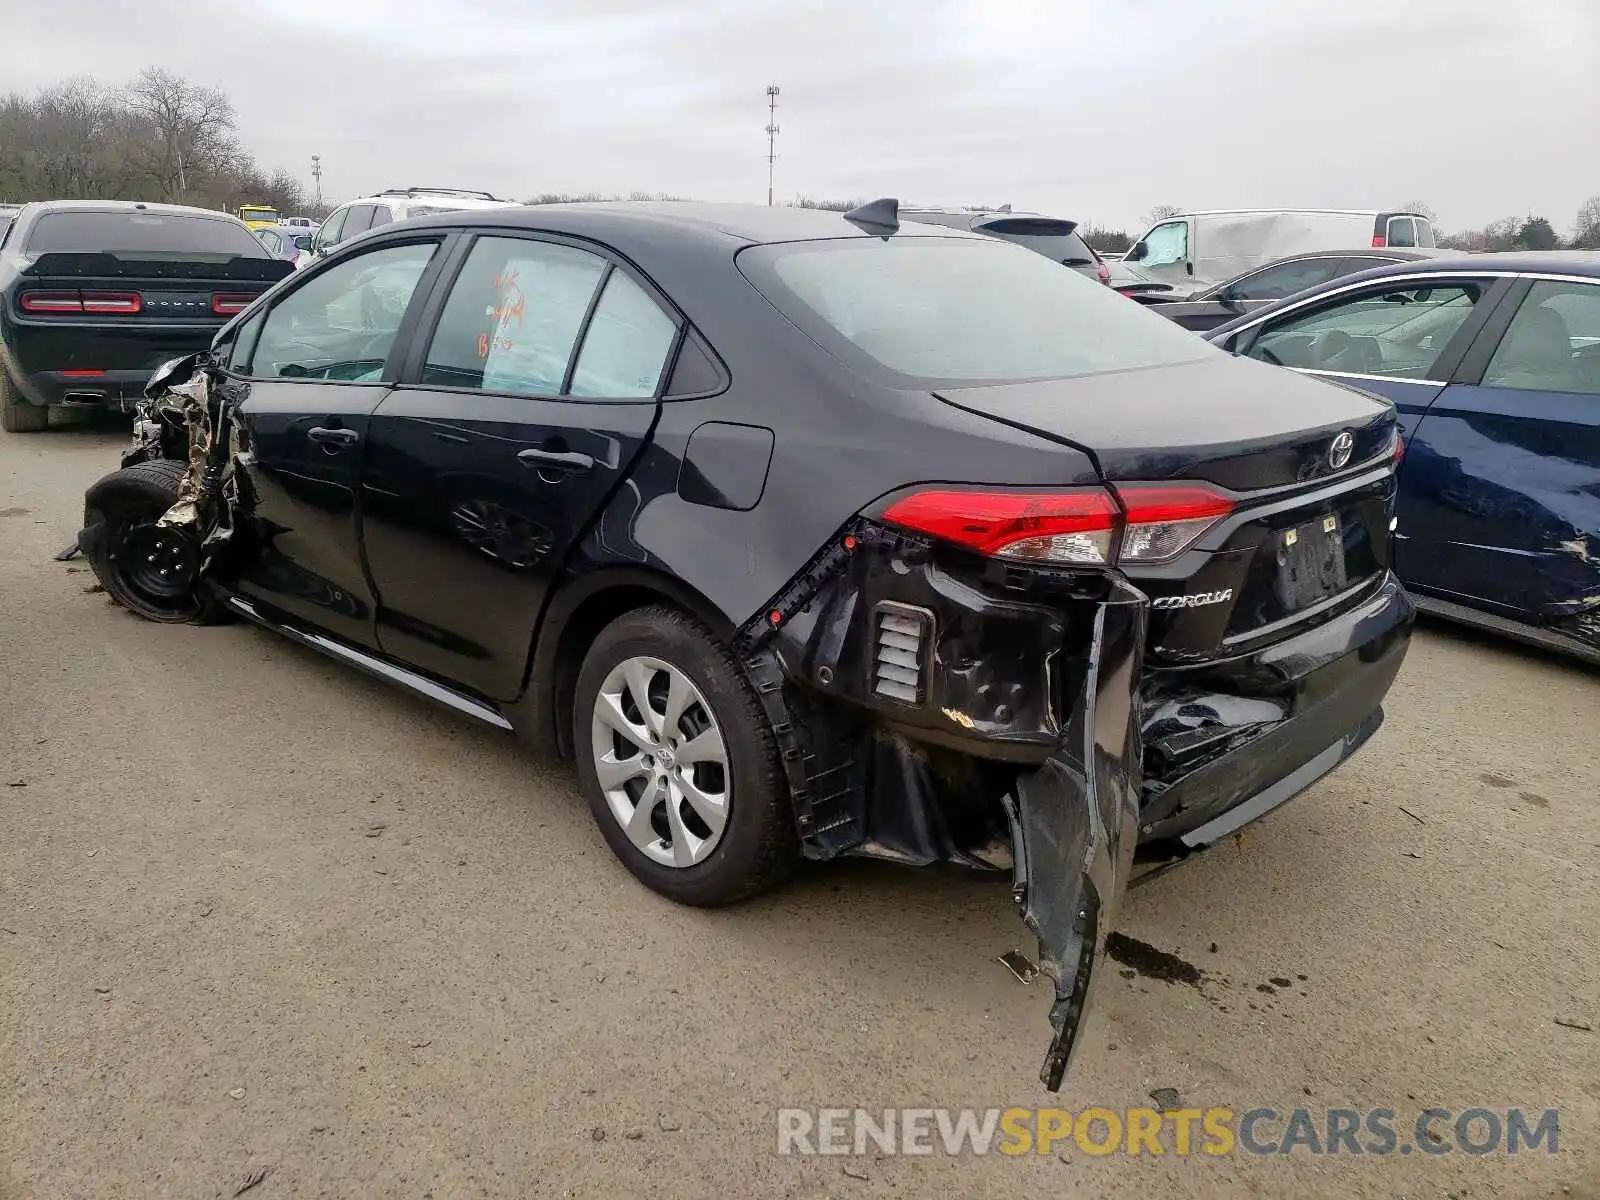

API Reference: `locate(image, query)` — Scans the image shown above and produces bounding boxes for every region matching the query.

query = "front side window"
[422,236,606,396]
[1222,257,1345,301]
[1245,282,1483,379]
[1482,281,1600,395]
[248,240,439,381]
[314,207,348,251]
[569,270,678,398]
[740,236,1211,387]
[1139,220,1188,267]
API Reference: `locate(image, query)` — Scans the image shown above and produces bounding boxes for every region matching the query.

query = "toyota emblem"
[1328,431,1355,470]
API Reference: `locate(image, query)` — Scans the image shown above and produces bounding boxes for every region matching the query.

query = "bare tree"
[125,66,238,202]
[0,70,307,212]
[1143,204,1183,226]
[1399,200,1438,225]
[1573,195,1600,251]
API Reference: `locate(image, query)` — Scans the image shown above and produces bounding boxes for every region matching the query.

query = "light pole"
[311,154,323,214]
[765,86,780,207]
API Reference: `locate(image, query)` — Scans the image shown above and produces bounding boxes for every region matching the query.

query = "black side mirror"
[1128,241,1148,262]
[1218,287,1245,312]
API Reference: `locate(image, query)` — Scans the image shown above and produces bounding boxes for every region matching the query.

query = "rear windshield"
[739,236,1212,387]
[26,212,266,257]
[974,217,1097,266]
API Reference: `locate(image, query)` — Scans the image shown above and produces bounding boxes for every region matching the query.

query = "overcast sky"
[4,0,1597,232]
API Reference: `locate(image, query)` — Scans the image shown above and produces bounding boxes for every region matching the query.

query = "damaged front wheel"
[80,460,230,624]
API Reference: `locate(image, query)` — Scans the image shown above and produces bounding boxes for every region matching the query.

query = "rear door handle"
[517,448,594,473]
[308,426,360,446]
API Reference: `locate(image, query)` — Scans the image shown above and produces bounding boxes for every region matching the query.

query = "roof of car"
[393,201,985,247]
[1171,208,1423,219]
[22,200,244,220]
[901,205,1047,217]
[1338,250,1600,278]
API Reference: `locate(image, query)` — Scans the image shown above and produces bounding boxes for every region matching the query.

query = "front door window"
[1141,221,1188,268]
[1245,283,1484,379]
[247,240,440,382]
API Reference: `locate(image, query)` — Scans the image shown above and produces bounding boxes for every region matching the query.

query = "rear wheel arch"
[520,567,737,760]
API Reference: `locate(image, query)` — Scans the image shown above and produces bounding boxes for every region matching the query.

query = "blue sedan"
[1207,252,1600,664]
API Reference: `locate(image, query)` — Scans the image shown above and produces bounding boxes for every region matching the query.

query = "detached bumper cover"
[1004,578,1146,1091]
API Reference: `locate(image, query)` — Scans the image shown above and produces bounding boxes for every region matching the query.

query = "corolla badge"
[1151,589,1234,610]
[1328,430,1355,470]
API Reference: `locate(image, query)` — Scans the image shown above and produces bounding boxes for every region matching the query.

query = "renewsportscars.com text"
[776,1106,1560,1158]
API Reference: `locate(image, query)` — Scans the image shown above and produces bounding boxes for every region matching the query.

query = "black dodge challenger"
[0,200,292,431]
[77,200,1414,1088]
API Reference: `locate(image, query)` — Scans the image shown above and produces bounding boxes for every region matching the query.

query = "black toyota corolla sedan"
[77,200,1414,1089]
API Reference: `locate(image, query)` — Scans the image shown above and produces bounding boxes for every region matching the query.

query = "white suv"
[302,188,520,266]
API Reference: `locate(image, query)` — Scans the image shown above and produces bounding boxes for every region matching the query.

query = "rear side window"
[974,218,1096,266]
[568,270,678,398]
[1385,217,1417,248]
[1482,281,1600,395]
[25,212,264,256]
[740,236,1211,387]
[368,207,393,229]
[421,236,606,396]
[341,204,377,237]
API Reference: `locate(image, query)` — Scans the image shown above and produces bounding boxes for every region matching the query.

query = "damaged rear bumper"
[1003,577,1146,1090]
[740,526,1411,1091]
[1138,572,1414,847]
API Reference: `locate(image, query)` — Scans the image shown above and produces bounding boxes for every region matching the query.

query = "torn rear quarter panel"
[737,523,1149,1090]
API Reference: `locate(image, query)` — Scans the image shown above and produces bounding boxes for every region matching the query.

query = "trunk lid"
[21,251,291,321]
[935,356,1400,661]
[934,355,1393,491]
[14,253,291,375]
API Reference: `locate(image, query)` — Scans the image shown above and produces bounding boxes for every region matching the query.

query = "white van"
[1126,209,1436,293]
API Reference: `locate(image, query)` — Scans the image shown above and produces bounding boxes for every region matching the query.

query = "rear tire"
[573,604,798,907]
[82,460,231,625]
[0,370,48,433]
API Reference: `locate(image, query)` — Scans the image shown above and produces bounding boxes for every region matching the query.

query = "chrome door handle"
[517,448,594,473]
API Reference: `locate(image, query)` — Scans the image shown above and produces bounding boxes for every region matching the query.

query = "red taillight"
[19,291,84,314]
[877,483,1234,566]
[81,292,141,314]
[1096,259,1112,286]
[1371,235,1386,247]
[60,369,106,378]
[1391,427,1406,464]
[880,488,1120,564]
[1113,484,1235,563]
[20,290,140,314]
[211,293,254,315]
